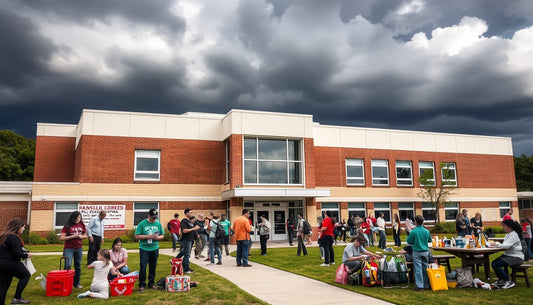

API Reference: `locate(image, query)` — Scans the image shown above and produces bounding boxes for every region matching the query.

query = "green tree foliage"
[515,154,533,191]
[0,130,35,181]
[417,162,456,223]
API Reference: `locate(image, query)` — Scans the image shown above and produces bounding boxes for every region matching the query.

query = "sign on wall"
[78,204,126,230]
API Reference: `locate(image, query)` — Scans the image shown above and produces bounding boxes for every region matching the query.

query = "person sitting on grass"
[342,234,381,274]
[108,237,130,281]
[490,219,524,289]
[77,249,121,299]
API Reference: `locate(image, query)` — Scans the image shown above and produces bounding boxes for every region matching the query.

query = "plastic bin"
[110,277,136,296]
[46,270,75,296]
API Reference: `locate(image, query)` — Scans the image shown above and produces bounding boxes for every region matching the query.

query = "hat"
[148,209,159,219]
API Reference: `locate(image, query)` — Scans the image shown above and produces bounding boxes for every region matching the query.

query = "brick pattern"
[34,136,76,182]
[0,202,28,229]
[314,147,516,189]
[304,138,316,188]
[229,135,243,188]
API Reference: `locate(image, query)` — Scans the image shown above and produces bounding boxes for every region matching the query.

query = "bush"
[28,232,49,245]
[486,226,504,234]
[118,234,131,243]
[431,222,456,234]
[163,230,172,241]
[46,230,61,244]
[126,229,136,242]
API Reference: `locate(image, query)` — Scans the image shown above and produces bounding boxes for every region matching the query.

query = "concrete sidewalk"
[160,242,393,305]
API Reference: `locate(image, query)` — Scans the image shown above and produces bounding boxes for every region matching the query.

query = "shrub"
[126,228,136,242]
[163,230,172,241]
[28,232,49,245]
[431,222,456,234]
[46,230,61,244]
[486,226,504,234]
[118,235,131,243]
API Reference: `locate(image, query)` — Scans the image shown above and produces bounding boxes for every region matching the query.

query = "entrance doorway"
[245,200,304,242]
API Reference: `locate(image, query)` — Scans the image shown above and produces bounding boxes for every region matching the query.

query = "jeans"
[0,260,30,304]
[139,248,159,288]
[87,235,102,265]
[297,234,308,256]
[209,237,222,263]
[322,235,334,264]
[288,230,294,245]
[393,229,401,247]
[525,238,533,257]
[378,230,387,249]
[176,240,193,272]
[260,234,269,255]
[108,265,131,281]
[172,233,180,251]
[236,240,250,266]
[63,248,83,286]
[492,256,510,281]
[412,251,429,289]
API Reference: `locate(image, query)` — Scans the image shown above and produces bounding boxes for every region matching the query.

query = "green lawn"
[247,245,531,305]
[7,253,266,305]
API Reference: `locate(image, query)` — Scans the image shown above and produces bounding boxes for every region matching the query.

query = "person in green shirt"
[134,209,164,291]
[219,214,231,256]
[406,215,432,291]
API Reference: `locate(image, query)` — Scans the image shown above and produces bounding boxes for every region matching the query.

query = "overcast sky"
[1,0,532,155]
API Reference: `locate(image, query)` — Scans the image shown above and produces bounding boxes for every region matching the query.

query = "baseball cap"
[148,209,159,219]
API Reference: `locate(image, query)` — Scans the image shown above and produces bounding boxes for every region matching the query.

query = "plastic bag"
[35,273,47,290]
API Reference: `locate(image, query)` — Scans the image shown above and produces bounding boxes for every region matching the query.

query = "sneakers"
[216,261,222,265]
[75,284,83,289]
[242,264,252,267]
[204,258,211,261]
[11,298,30,304]
[501,281,515,289]
[330,262,335,265]
[185,270,194,274]
[492,279,506,287]
[139,287,145,292]
[77,291,91,299]
[320,263,329,267]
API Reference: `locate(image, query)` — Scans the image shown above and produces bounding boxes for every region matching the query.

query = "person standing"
[347,216,356,237]
[258,215,271,256]
[296,214,308,256]
[0,219,32,305]
[503,209,513,221]
[405,214,415,237]
[87,210,106,265]
[376,213,387,249]
[176,208,200,274]
[287,215,295,246]
[194,214,207,260]
[461,209,472,236]
[60,211,87,289]
[471,212,484,236]
[365,214,375,246]
[319,211,335,266]
[134,208,164,291]
[406,215,432,291]
[207,215,223,265]
[520,218,533,260]
[392,214,401,247]
[456,213,469,237]
[169,213,181,253]
[219,214,231,256]
[232,209,252,267]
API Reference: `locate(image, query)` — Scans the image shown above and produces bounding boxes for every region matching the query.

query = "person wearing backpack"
[168,213,181,253]
[258,215,271,255]
[207,215,223,265]
[296,214,309,256]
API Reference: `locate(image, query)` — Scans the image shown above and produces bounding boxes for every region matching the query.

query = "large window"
[348,202,366,218]
[371,160,389,186]
[374,202,391,222]
[321,203,339,222]
[499,202,511,218]
[346,159,365,185]
[55,202,78,228]
[519,199,532,210]
[133,202,159,226]
[243,138,302,185]
[396,161,413,186]
[134,150,160,181]
[398,202,414,221]
[422,202,436,222]
[441,162,457,186]
[419,161,435,186]
[445,202,459,221]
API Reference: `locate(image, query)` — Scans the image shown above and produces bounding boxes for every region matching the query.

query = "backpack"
[303,220,312,234]
[167,221,172,232]
[456,267,473,288]
[362,260,380,287]
[215,220,225,242]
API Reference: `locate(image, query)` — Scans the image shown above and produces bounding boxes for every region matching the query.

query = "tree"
[0,130,35,181]
[417,162,456,223]
[515,154,533,192]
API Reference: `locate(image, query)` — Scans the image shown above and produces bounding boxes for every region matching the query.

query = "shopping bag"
[427,265,448,291]
[23,258,36,275]
[335,263,350,285]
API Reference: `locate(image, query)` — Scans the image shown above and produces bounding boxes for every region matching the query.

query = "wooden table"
[432,246,505,280]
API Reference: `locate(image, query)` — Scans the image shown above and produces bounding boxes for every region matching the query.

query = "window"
[348,202,366,218]
[243,138,302,184]
[225,141,230,183]
[321,203,339,222]
[419,161,435,186]
[519,199,532,210]
[396,161,413,186]
[441,162,457,186]
[133,202,159,226]
[134,150,160,181]
[374,202,391,222]
[55,202,78,228]
[346,159,365,185]
[422,202,436,222]
[288,201,304,223]
[445,202,459,221]
[499,202,511,218]
[398,202,414,221]
[371,160,389,185]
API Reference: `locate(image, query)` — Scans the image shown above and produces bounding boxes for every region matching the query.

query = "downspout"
[27,189,32,229]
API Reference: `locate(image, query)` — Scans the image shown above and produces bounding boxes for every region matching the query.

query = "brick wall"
[229,135,243,188]
[304,138,316,188]
[34,136,76,182]
[0,202,28,229]
[314,147,516,188]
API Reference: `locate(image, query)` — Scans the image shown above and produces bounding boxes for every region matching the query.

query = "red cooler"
[46,256,75,297]
[110,276,136,296]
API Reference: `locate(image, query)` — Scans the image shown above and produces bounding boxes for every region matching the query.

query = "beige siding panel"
[31,210,54,231]
[37,123,77,137]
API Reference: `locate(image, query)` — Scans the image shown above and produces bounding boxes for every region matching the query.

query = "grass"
[7,253,267,305]
[247,244,531,305]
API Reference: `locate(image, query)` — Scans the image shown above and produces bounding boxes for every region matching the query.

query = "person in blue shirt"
[87,211,106,265]
[406,215,432,291]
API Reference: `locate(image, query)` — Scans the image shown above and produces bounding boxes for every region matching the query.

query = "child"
[77,249,120,299]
